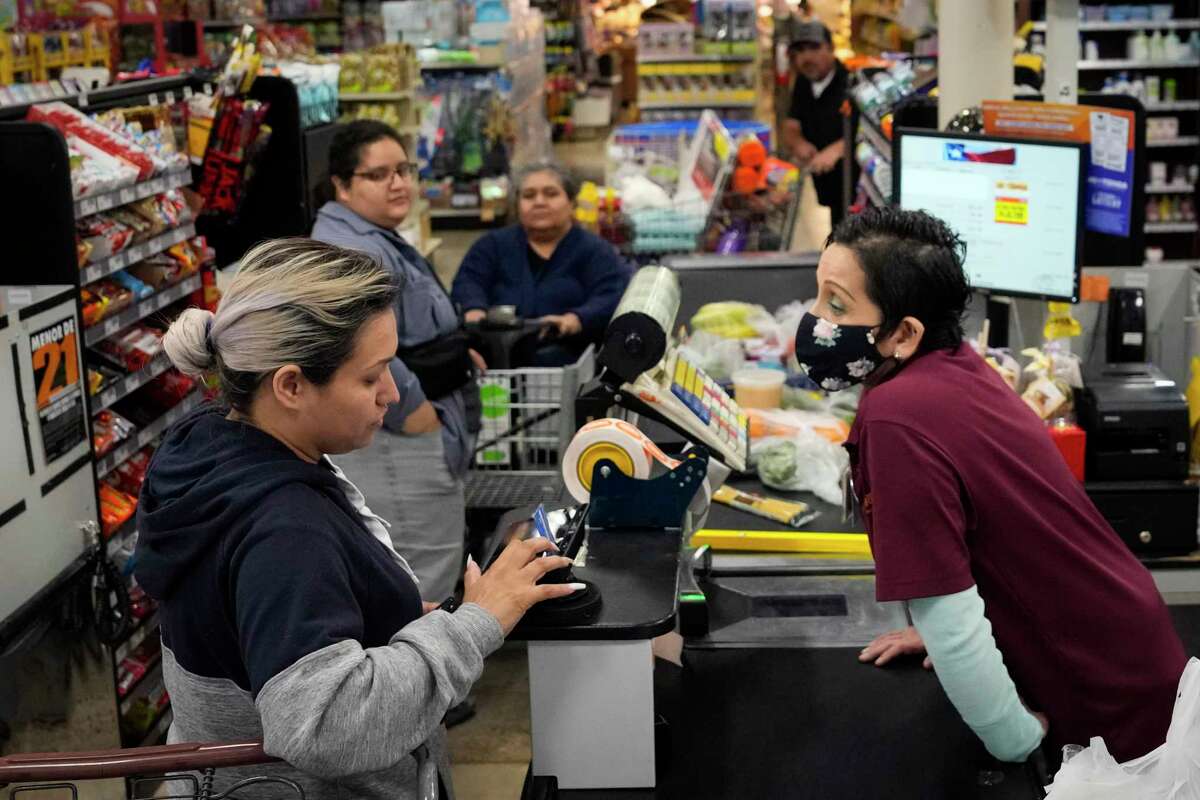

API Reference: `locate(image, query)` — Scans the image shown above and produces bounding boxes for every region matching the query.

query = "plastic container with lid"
[732,367,786,409]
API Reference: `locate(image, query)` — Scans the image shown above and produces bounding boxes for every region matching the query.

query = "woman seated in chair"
[451,161,633,367]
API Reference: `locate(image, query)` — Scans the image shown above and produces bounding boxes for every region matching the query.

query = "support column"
[937,0,1016,129]
[1044,0,1080,105]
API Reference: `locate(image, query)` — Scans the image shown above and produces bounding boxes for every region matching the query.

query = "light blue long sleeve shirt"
[910,586,1046,762]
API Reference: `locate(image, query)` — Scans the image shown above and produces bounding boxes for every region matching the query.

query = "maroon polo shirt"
[847,343,1186,762]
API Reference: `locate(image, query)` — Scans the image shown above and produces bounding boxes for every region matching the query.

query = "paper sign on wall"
[29,317,87,464]
[982,100,1136,238]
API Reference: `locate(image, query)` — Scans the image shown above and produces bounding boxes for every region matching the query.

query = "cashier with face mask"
[796,207,1186,765]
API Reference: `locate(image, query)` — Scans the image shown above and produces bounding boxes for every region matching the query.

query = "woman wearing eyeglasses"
[312,121,482,640]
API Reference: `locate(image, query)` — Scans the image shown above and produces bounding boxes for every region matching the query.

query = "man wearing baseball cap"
[784,20,857,227]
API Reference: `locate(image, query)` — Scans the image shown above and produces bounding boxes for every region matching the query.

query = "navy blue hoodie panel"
[134,405,423,694]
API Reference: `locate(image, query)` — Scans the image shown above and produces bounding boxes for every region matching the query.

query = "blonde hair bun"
[163,307,217,376]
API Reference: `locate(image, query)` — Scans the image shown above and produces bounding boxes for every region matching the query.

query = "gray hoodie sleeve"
[256,604,503,777]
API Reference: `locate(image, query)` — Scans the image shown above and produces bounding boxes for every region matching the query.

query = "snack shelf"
[134,706,173,748]
[84,271,202,347]
[81,222,197,285]
[638,100,757,110]
[119,652,163,702]
[1146,136,1200,148]
[1144,100,1200,112]
[270,12,342,21]
[92,352,174,414]
[1146,182,1197,193]
[858,116,892,162]
[339,91,416,101]
[74,168,192,220]
[1078,58,1200,70]
[115,612,160,659]
[1033,19,1200,32]
[1145,221,1199,233]
[95,388,203,479]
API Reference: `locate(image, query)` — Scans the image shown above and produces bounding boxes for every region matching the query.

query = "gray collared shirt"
[312,201,473,476]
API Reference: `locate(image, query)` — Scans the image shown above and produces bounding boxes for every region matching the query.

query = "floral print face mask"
[793,312,886,392]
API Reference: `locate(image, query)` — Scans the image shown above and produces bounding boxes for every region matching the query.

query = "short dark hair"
[825,207,972,353]
[513,160,581,202]
[329,120,406,186]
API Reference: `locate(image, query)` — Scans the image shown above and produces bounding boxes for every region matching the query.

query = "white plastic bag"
[1045,657,1200,800]
[751,429,849,506]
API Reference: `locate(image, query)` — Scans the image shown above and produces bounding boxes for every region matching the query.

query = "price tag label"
[148,93,159,106]
[156,292,172,310]
[104,317,121,337]
[100,389,116,407]
[119,187,136,203]
[125,375,141,393]
[131,245,146,262]
[166,91,176,104]
[78,92,88,107]
[151,178,166,192]
[139,430,154,447]
[79,197,97,216]
[83,266,99,283]
[110,253,126,271]
[183,86,194,99]
[203,83,213,96]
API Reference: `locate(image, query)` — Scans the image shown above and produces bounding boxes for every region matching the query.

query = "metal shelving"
[1078,58,1200,70]
[858,116,892,161]
[75,169,192,219]
[84,272,203,347]
[80,223,196,285]
[95,388,204,479]
[1144,100,1200,112]
[860,176,887,208]
[1145,221,1199,233]
[1146,182,1197,194]
[1034,19,1200,32]
[92,352,174,413]
[1147,136,1200,148]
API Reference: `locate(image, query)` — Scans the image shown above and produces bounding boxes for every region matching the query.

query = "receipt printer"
[1076,363,1189,482]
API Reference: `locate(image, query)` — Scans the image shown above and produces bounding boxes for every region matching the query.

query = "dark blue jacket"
[134,405,422,695]
[450,224,632,339]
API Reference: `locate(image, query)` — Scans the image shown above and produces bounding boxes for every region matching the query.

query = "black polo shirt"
[788,59,857,208]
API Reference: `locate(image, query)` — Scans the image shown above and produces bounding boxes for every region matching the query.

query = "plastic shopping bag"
[751,429,849,506]
[1045,657,1200,800]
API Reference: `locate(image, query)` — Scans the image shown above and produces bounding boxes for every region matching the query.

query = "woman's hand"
[538,313,583,339]
[402,401,441,435]
[469,348,488,374]
[462,542,582,635]
[858,626,933,669]
[464,309,487,324]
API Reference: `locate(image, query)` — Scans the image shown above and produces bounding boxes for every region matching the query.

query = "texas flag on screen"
[943,143,1017,165]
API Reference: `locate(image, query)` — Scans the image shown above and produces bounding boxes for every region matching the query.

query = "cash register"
[1077,362,1197,556]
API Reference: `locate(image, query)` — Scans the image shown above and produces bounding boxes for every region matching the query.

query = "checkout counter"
[502,266,1048,799]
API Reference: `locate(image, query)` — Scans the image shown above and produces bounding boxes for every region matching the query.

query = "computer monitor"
[893,129,1085,303]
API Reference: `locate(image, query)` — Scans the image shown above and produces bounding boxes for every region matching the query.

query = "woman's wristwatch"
[438,595,462,614]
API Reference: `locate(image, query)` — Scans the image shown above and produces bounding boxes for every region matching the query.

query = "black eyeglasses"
[354,162,419,183]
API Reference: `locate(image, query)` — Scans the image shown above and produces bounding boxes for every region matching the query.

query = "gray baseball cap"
[789,20,831,49]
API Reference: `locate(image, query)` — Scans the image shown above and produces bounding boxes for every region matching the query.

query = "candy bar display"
[28,102,157,182]
[80,279,135,326]
[96,324,164,371]
[93,409,137,458]
[107,446,154,497]
[99,483,138,538]
[96,105,191,175]
[195,97,272,215]
[77,213,135,263]
[116,637,161,699]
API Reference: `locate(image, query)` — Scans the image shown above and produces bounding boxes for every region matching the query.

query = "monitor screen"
[894,130,1085,302]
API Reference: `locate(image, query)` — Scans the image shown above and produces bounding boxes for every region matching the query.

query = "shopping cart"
[465,345,595,513]
[0,740,440,799]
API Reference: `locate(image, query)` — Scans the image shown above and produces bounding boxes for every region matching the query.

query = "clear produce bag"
[1045,658,1200,799]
